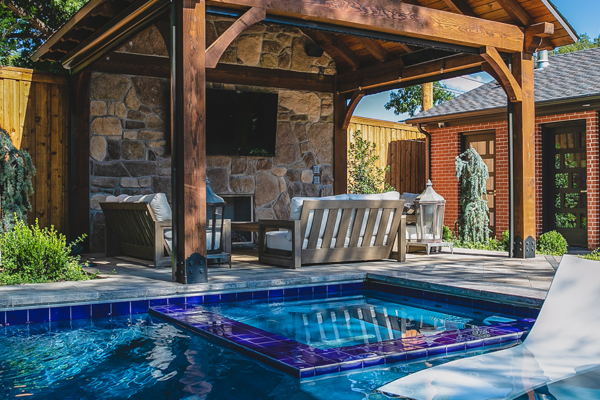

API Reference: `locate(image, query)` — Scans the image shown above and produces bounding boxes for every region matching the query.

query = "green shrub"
[582,248,600,261]
[0,218,92,285]
[442,225,454,242]
[502,230,510,251]
[453,238,506,252]
[348,131,395,194]
[536,231,568,256]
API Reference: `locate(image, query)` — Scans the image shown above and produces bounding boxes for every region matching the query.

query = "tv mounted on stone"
[206,88,278,157]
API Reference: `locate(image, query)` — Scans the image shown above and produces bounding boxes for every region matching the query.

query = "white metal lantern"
[415,180,446,243]
[206,177,226,254]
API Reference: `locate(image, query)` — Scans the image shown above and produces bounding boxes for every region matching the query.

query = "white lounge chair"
[378,255,600,400]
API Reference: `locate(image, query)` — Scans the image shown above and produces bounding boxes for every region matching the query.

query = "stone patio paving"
[0,247,560,310]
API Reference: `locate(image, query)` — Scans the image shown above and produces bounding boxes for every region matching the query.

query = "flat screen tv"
[206,88,278,157]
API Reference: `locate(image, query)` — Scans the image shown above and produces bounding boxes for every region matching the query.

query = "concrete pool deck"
[0,248,560,310]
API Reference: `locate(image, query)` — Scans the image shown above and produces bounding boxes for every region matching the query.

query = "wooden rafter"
[337,53,484,93]
[357,37,389,63]
[480,46,522,102]
[206,0,525,52]
[495,0,533,26]
[205,6,265,68]
[315,32,361,70]
[524,22,554,53]
[440,0,477,17]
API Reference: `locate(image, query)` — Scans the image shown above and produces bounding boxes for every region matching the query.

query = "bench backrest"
[299,199,405,252]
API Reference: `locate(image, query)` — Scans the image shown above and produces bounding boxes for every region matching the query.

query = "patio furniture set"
[99,182,452,268]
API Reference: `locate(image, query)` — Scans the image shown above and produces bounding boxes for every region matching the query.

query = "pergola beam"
[357,37,389,63]
[205,6,265,68]
[315,31,361,70]
[206,0,525,52]
[337,53,484,93]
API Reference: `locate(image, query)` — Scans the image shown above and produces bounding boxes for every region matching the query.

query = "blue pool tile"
[131,300,150,314]
[327,291,341,298]
[315,363,340,376]
[427,346,446,357]
[472,299,486,309]
[299,368,315,379]
[406,348,427,360]
[221,293,236,302]
[0,311,5,326]
[363,356,385,367]
[170,297,186,305]
[483,336,502,346]
[385,353,407,364]
[484,301,500,312]
[112,302,131,316]
[514,306,529,317]
[71,305,91,320]
[530,309,540,318]
[29,308,50,323]
[269,289,283,299]
[298,286,312,296]
[354,281,365,291]
[423,290,435,300]
[412,289,424,299]
[313,285,326,294]
[459,297,473,306]
[236,292,252,301]
[434,293,447,303]
[204,294,220,303]
[499,303,515,315]
[150,298,168,307]
[6,309,28,325]
[284,288,299,298]
[92,303,111,318]
[340,359,363,371]
[341,283,355,293]
[466,339,484,349]
[253,290,268,299]
[446,295,460,305]
[446,342,466,354]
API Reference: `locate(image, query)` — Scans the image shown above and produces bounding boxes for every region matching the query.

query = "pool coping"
[0,271,546,311]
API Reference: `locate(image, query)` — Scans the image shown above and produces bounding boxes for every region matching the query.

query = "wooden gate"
[0,67,69,234]
[386,140,427,195]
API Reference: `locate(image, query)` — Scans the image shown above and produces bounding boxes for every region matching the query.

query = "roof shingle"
[410,47,600,121]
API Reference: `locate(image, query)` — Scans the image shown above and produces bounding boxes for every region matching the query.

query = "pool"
[151,281,535,378]
[0,280,544,398]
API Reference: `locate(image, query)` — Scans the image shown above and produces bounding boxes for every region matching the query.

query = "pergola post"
[511,51,536,258]
[171,0,208,283]
[333,90,348,194]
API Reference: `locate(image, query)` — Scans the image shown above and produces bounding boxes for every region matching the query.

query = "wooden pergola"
[32,0,576,282]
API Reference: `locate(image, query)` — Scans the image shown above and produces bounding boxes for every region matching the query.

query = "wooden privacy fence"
[348,116,424,175]
[0,66,69,235]
[386,140,427,195]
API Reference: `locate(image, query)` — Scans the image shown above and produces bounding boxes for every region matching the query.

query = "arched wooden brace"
[341,89,365,129]
[480,46,522,102]
[205,7,266,68]
[333,89,364,194]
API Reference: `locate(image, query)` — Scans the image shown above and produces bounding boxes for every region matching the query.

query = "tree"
[455,147,490,244]
[549,33,600,55]
[347,131,394,194]
[384,82,455,117]
[0,0,85,71]
[0,128,36,231]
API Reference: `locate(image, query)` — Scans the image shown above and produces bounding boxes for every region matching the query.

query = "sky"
[354,0,600,122]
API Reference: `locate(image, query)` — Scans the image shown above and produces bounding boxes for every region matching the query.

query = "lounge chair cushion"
[289,194,349,220]
[348,191,400,200]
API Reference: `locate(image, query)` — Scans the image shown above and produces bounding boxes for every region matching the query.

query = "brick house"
[407,48,600,249]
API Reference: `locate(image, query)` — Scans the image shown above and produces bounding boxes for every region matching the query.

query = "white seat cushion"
[266,230,293,251]
[348,191,400,200]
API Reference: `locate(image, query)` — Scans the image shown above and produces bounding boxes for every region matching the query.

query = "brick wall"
[428,111,599,249]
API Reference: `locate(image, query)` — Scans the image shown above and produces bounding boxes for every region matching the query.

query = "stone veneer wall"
[87,19,336,252]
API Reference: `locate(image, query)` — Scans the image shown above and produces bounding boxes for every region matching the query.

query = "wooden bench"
[258,199,406,268]
[100,201,231,267]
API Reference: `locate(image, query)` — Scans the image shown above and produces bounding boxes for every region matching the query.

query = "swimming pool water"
[199,290,508,350]
[1,313,597,399]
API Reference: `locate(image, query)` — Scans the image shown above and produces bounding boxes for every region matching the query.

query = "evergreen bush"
[0,218,92,285]
[0,128,36,231]
[348,131,394,194]
[502,230,510,251]
[536,231,568,256]
[442,225,454,242]
[455,147,490,243]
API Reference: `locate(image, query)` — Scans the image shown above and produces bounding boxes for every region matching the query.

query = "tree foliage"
[0,128,35,231]
[384,82,456,117]
[0,0,85,71]
[347,130,394,194]
[455,147,490,243]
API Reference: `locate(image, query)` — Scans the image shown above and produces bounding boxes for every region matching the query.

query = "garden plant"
[347,130,395,194]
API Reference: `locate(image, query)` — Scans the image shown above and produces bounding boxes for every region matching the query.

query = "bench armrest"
[258,219,301,269]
